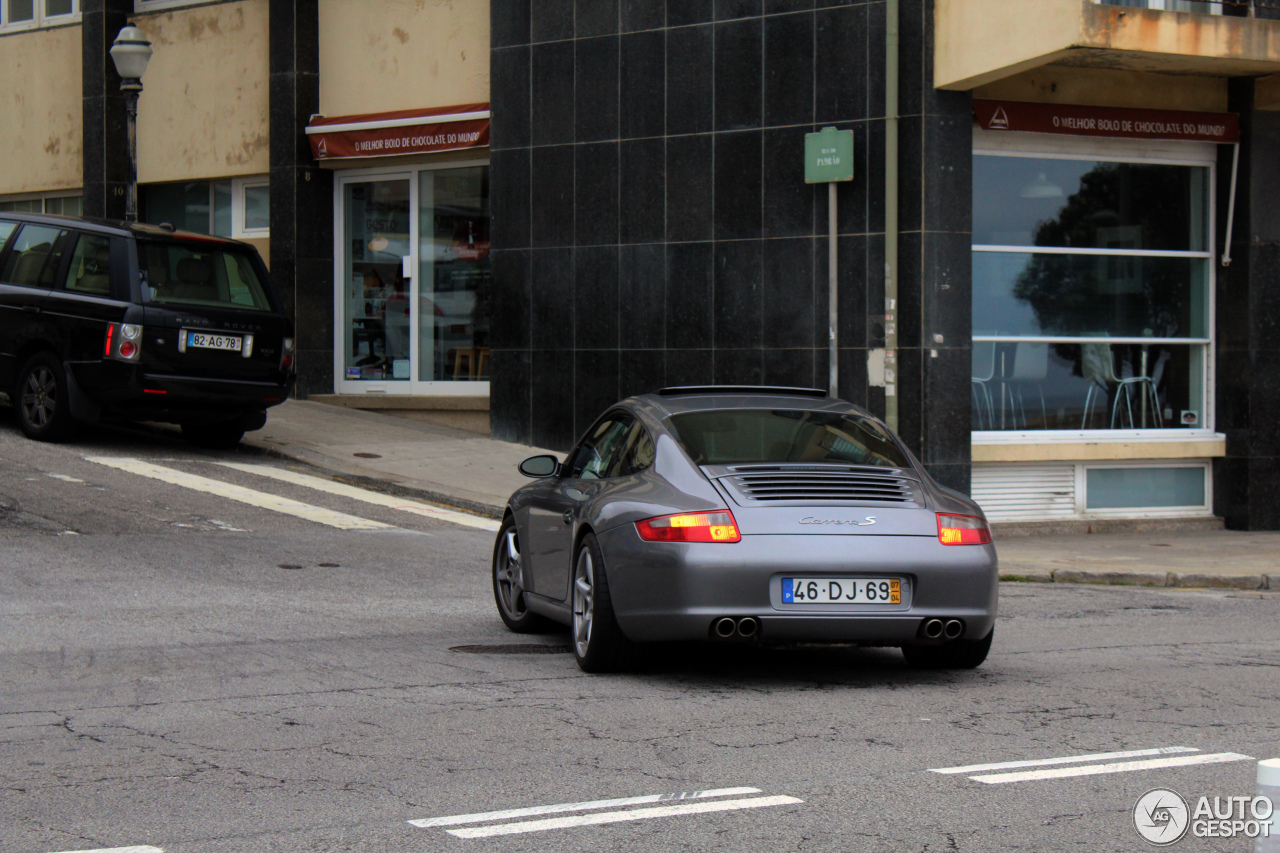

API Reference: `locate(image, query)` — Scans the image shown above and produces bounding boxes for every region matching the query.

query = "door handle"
[22,305,39,314]
[562,510,573,525]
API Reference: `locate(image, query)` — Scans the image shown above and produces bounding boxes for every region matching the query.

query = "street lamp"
[109,25,153,221]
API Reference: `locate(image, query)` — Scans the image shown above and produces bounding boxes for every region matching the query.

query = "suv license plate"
[783,577,901,604]
[186,331,242,352]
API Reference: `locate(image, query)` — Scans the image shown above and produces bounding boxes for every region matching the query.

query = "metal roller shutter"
[971,464,1076,522]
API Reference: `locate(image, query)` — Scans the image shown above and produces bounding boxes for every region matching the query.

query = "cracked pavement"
[2,417,1279,851]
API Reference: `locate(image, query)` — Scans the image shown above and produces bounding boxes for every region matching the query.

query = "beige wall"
[134,0,270,184]
[975,66,1228,113]
[937,0,1280,90]
[0,26,83,196]
[318,0,490,118]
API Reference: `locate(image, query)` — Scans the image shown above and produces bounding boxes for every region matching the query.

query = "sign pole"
[828,182,838,398]
[805,126,854,400]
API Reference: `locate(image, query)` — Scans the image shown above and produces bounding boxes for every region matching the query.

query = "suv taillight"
[281,336,295,370]
[105,322,142,362]
[937,513,992,545]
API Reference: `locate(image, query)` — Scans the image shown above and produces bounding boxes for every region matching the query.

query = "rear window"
[668,409,910,469]
[138,240,272,311]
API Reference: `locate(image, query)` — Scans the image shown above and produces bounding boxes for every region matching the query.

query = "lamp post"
[109,25,153,222]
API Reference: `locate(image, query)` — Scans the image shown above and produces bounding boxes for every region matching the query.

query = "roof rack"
[655,385,830,398]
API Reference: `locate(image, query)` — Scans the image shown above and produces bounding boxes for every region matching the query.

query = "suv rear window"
[668,409,910,468]
[138,239,272,311]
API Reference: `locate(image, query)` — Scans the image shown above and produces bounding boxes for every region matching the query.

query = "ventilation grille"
[971,464,1077,521]
[724,466,916,503]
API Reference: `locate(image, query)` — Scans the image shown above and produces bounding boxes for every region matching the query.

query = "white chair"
[1004,343,1048,429]
[1081,342,1162,429]
[971,339,997,429]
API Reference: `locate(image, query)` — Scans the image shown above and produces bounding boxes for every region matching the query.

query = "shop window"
[971,154,1212,433]
[141,177,269,239]
[0,0,78,29]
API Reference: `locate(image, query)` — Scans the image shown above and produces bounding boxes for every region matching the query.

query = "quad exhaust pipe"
[922,618,965,640]
[713,616,759,639]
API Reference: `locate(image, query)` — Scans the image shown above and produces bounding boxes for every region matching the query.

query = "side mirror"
[518,454,560,478]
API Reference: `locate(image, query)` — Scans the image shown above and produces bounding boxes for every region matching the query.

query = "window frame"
[0,0,80,31]
[972,130,1219,443]
[232,177,270,238]
[0,192,83,216]
[139,177,269,239]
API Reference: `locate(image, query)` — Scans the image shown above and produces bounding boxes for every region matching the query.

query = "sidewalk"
[244,400,1280,591]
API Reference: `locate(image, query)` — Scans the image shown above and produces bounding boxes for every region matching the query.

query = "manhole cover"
[318,562,340,568]
[449,644,571,655]
[278,563,303,570]
[353,452,382,459]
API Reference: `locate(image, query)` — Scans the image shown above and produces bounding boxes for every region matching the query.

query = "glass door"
[334,164,490,395]
[337,175,412,390]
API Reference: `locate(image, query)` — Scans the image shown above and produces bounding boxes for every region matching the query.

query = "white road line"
[215,462,499,531]
[930,746,1200,775]
[46,473,85,483]
[83,457,392,531]
[971,752,1254,784]
[446,795,804,839]
[49,847,163,853]
[409,786,762,828]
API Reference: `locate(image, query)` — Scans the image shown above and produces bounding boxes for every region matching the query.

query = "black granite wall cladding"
[81,0,132,220]
[490,0,973,492]
[269,0,333,398]
[1214,79,1280,530]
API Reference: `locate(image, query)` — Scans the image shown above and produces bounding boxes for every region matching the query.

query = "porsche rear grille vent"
[728,472,915,503]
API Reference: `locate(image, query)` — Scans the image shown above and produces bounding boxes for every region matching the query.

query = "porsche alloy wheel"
[492,518,548,633]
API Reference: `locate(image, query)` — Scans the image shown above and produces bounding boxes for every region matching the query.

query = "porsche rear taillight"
[937,513,992,545]
[636,511,741,543]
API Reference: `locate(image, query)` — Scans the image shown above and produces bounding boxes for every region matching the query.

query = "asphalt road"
[2,413,1278,852]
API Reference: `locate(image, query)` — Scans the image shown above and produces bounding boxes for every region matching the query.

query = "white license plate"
[186,331,242,352]
[782,577,902,605]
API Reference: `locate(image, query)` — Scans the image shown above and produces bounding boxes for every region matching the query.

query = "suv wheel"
[181,421,246,449]
[15,352,74,441]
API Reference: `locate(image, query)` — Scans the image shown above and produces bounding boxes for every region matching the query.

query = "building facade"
[3,0,1279,529]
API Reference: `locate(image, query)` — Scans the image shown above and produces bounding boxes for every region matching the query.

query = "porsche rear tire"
[902,628,993,670]
[571,533,631,673]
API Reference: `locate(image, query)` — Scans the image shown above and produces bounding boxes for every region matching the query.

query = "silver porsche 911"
[492,386,998,673]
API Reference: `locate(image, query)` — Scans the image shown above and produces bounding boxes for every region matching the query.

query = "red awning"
[974,99,1239,144]
[306,103,490,161]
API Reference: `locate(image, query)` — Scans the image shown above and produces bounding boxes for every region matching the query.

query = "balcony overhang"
[936,0,1280,91]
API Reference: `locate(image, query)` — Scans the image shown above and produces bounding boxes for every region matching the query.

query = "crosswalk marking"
[215,462,500,531]
[83,457,392,531]
[970,752,1253,784]
[409,787,762,828]
[446,796,804,839]
[930,745,1200,775]
[48,847,163,853]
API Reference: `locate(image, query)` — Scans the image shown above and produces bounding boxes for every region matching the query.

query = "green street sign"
[804,126,854,183]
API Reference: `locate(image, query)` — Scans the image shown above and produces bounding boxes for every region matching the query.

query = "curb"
[1000,570,1277,590]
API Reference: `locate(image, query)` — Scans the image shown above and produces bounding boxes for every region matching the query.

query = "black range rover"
[0,213,295,447]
